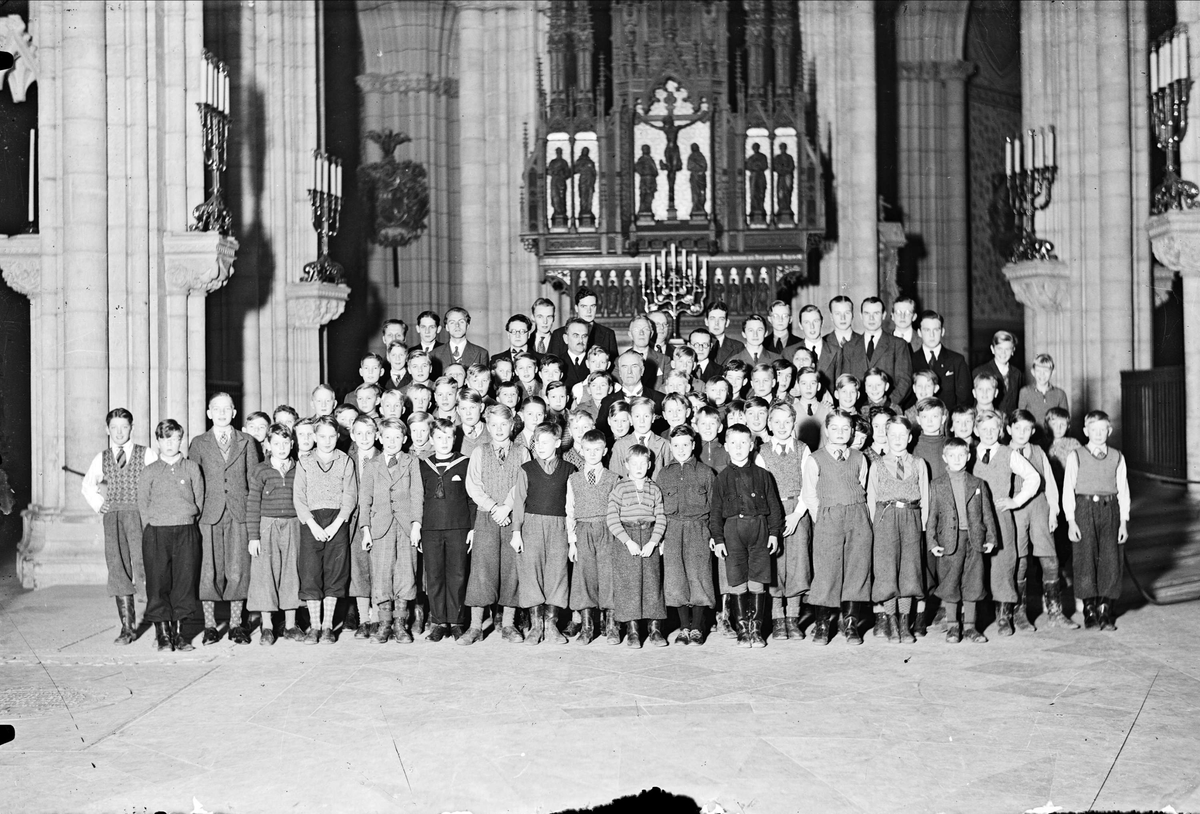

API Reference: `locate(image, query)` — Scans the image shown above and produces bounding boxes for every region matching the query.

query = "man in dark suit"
[628,314,670,391]
[785,303,839,390]
[548,286,619,363]
[824,295,860,350]
[890,296,923,353]
[971,330,1024,416]
[911,309,972,412]
[597,350,666,435]
[705,301,745,365]
[430,306,490,373]
[729,314,781,367]
[559,317,593,394]
[410,310,444,376]
[491,314,533,368]
[765,299,800,356]
[529,297,557,357]
[689,327,723,382]
[834,296,913,406]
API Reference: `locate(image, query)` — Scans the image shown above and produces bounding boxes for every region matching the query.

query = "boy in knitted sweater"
[247,424,303,645]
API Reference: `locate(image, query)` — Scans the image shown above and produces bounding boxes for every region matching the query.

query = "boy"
[866,416,929,643]
[190,392,263,645]
[1063,411,1130,631]
[567,429,620,644]
[294,418,316,457]
[657,426,717,645]
[575,371,614,418]
[310,384,337,418]
[358,352,386,389]
[971,372,1000,415]
[606,445,669,647]
[82,407,157,645]
[517,396,548,451]
[833,374,861,414]
[514,351,542,397]
[456,387,487,459]
[694,404,734,637]
[293,416,358,643]
[246,424,302,644]
[358,418,423,643]
[748,363,777,401]
[754,403,812,642]
[354,384,383,422]
[383,342,412,392]
[1018,353,1070,440]
[461,404,530,644]
[406,383,434,418]
[950,405,976,444]
[272,405,300,430]
[563,409,595,470]
[862,369,896,417]
[138,419,205,652]
[407,412,434,459]
[610,397,669,478]
[723,359,750,400]
[927,437,999,643]
[495,380,522,412]
[709,424,784,647]
[972,409,1042,636]
[913,398,950,483]
[793,366,828,452]
[432,377,460,423]
[243,412,271,454]
[661,393,693,435]
[972,330,1023,416]
[379,390,405,423]
[405,350,435,393]
[904,370,940,425]
[800,410,872,645]
[743,396,771,445]
[348,415,381,636]
[510,422,576,645]
[543,380,570,423]
[415,418,474,641]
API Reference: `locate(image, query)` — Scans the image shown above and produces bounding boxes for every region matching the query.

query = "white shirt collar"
[863,329,882,343]
[772,437,795,454]
[112,440,134,455]
[894,327,913,340]
[925,344,943,361]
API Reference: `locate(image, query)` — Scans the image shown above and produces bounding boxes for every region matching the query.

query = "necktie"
[218,431,231,452]
[588,468,597,485]
[866,336,875,360]
[835,449,845,462]
[929,352,938,366]
[497,445,507,462]
[537,336,546,354]
[115,447,126,468]
[807,404,814,417]
[1094,449,1107,460]
[982,448,991,465]
[897,457,905,479]
[452,344,462,363]
[387,454,397,471]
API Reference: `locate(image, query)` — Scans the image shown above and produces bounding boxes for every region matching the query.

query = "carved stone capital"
[1147,209,1200,277]
[286,281,350,327]
[162,232,239,294]
[0,233,41,297]
[1152,262,1179,307]
[357,72,460,98]
[1003,259,1070,312]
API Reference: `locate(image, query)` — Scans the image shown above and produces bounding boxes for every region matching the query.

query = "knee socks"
[898,597,912,615]
[230,600,244,627]
[964,602,978,626]
[356,596,370,623]
[284,609,297,629]
[470,606,486,629]
[771,597,785,620]
[676,606,692,630]
[502,606,516,628]
[202,601,217,629]
[1039,555,1060,584]
[785,597,801,616]
[321,597,337,628]
[306,600,322,628]
[883,598,898,615]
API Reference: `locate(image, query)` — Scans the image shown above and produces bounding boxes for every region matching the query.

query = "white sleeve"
[81,452,105,513]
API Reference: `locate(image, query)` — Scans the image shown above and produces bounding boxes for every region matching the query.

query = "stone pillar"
[1002,259,1071,383]
[456,0,542,352]
[286,282,350,409]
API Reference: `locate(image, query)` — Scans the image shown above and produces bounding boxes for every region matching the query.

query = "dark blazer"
[188,428,262,525]
[911,346,972,413]
[561,353,592,394]
[635,347,671,391]
[972,359,1024,417]
[431,340,490,374]
[712,335,746,366]
[784,339,839,391]
[765,331,800,356]
[548,321,619,364]
[383,372,412,392]
[893,329,923,353]
[835,332,914,406]
[695,358,723,383]
[927,472,999,556]
[729,347,781,368]
[490,348,524,367]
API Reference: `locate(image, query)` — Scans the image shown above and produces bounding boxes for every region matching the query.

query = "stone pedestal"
[1002,259,1071,380]
[1148,210,1200,489]
[286,281,350,409]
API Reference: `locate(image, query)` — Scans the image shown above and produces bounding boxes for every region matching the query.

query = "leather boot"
[544,605,569,644]
[647,619,668,647]
[1082,597,1099,630]
[173,621,194,652]
[393,600,414,643]
[945,620,963,644]
[1014,580,1035,632]
[872,611,888,638]
[811,607,832,646]
[153,622,173,652]
[995,602,1015,637]
[718,594,737,638]
[344,601,360,631]
[372,603,394,643]
[605,610,621,645]
[577,608,595,645]
[771,602,789,640]
[564,611,582,638]
[841,603,863,645]
[931,603,947,629]
[412,599,426,636]
[884,613,900,644]
[897,614,915,644]
[749,593,767,648]
[1098,600,1117,631]
[523,605,544,645]
[784,616,803,640]
[625,620,641,648]
[1043,581,1080,629]
[735,593,753,648]
[914,604,929,637]
[114,596,136,645]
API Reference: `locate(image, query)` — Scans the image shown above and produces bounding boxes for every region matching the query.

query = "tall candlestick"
[1013,136,1022,171]
[221,70,229,114]
[27,128,35,223]
[1047,127,1056,167]
[1151,47,1159,92]
[1005,138,1013,176]
[640,262,647,288]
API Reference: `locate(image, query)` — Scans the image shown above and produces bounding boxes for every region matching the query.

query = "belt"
[879,499,921,510]
[624,520,654,529]
[1077,493,1117,503]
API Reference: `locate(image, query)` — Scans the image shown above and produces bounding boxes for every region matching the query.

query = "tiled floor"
[2,583,1199,814]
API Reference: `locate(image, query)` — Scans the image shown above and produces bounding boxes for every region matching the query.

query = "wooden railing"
[1121,366,1186,481]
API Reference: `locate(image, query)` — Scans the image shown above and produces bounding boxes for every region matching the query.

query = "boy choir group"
[84,289,1130,653]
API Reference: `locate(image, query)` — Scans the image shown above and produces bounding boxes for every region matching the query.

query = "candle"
[1047,127,1056,168]
[1023,129,1033,167]
[1166,38,1175,85]
[221,70,229,114]
[1187,31,1192,81]
[1151,47,1159,92]
[1005,138,1013,176]
[640,262,647,288]
[27,128,35,223]
[312,150,319,192]
[1037,130,1045,169]
[334,160,342,197]
[1013,133,1022,171]
[671,243,677,270]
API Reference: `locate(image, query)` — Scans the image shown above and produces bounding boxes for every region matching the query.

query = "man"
[560,317,593,394]
[911,310,971,412]
[381,319,408,356]
[491,314,533,367]
[784,303,838,388]
[730,314,781,366]
[411,310,444,375]
[628,314,670,391]
[834,297,913,406]
[689,328,723,382]
[825,295,859,349]
[705,301,745,365]
[530,297,557,357]
[890,296,922,352]
[548,286,619,362]
[648,309,674,355]
[597,350,666,434]
[431,307,490,373]
[972,330,1024,416]
[764,300,799,356]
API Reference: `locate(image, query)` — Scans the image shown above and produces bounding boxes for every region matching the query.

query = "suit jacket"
[635,347,671,391]
[189,428,262,524]
[927,472,998,557]
[490,348,526,368]
[892,328,923,353]
[383,371,412,392]
[597,387,667,436]
[561,353,592,394]
[765,331,800,356]
[972,359,1024,417]
[695,358,723,383]
[548,321,619,364]
[431,340,490,373]
[357,451,423,540]
[712,335,746,366]
[784,339,839,390]
[609,432,671,478]
[911,346,972,412]
[835,332,913,405]
[729,347,781,368]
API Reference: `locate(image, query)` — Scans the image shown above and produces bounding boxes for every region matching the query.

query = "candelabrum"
[639,243,707,343]
[302,151,346,284]
[1150,27,1199,214]
[1005,128,1058,263]
[190,52,232,235]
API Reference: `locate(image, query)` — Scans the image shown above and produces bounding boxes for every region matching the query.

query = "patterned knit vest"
[1075,447,1121,494]
[479,444,526,503]
[973,445,1014,501]
[569,469,618,520]
[758,444,804,499]
[873,456,921,502]
[812,448,866,506]
[102,445,146,511]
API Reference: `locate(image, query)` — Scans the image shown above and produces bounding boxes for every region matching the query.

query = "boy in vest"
[971,409,1041,636]
[566,429,619,644]
[415,418,473,641]
[82,407,157,644]
[927,437,998,643]
[190,392,263,645]
[801,410,873,645]
[461,404,529,644]
[246,424,303,644]
[138,419,205,651]
[609,397,669,478]
[1063,410,1129,630]
[606,445,669,647]
[657,425,717,645]
[359,418,423,643]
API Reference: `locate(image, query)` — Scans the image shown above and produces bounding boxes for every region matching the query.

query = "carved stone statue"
[640,109,707,219]
[547,146,572,227]
[746,142,769,224]
[687,143,708,217]
[574,146,597,226]
[773,143,796,223]
[634,144,659,218]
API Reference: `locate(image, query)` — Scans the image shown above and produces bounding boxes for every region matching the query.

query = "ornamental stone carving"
[1003,259,1070,311]
[1147,209,1200,277]
[286,281,350,327]
[357,72,459,98]
[162,232,239,294]
[0,14,39,103]
[0,234,42,297]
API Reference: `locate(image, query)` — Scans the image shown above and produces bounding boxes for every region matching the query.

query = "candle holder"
[191,53,232,235]
[1151,30,1199,214]
[640,243,707,344]
[1005,127,1058,264]
[302,174,346,284]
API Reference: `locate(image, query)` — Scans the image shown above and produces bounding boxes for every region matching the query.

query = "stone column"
[1002,259,1071,381]
[286,282,350,409]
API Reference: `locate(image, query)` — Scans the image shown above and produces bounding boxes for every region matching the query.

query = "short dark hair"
[917,309,945,330]
[416,310,441,328]
[828,295,853,310]
[155,418,184,439]
[574,286,599,306]
[106,407,134,426]
[506,313,532,332]
[704,301,730,318]
[532,297,556,312]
